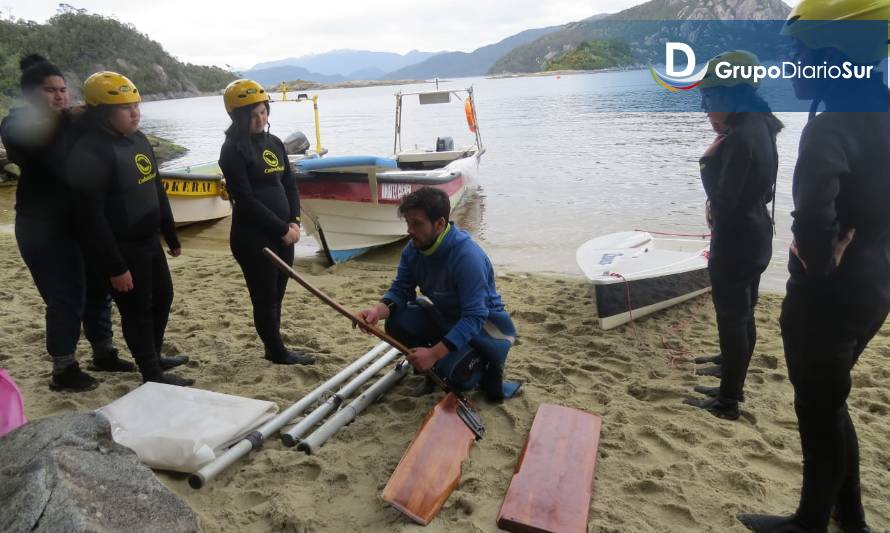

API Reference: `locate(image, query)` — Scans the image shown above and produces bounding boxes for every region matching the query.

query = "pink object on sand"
[0,368,27,438]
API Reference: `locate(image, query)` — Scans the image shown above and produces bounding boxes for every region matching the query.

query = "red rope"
[633,229,711,239]
[609,272,634,323]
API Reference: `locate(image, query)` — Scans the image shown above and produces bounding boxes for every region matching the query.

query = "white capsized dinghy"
[576,231,711,330]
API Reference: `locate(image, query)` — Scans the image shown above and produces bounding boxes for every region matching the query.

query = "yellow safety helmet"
[699,50,762,90]
[83,71,141,106]
[782,0,890,62]
[223,79,269,114]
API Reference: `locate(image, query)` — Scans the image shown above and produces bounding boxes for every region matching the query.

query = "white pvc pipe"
[281,347,402,446]
[298,360,410,455]
[188,342,391,488]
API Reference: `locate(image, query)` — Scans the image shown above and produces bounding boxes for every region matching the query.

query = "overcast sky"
[3,0,797,69]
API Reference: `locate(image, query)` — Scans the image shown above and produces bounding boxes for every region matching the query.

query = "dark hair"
[705,84,785,135]
[224,101,270,163]
[78,104,126,136]
[20,54,64,92]
[398,187,450,223]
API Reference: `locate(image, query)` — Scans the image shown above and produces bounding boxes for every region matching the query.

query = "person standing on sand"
[218,79,314,365]
[683,51,784,421]
[66,71,192,387]
[0,55,123,392]
[358,187,516,402]
[739,0,890,531]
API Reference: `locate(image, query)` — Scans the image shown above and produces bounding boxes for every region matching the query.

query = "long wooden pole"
[262,248,484,437]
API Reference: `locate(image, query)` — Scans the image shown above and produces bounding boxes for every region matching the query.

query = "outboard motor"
[436,136,454,152]
[284,131,311,155]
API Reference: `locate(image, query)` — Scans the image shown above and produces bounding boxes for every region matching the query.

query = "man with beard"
[358,187,516,402]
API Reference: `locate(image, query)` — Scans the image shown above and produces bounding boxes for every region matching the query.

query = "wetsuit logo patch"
[262,149,285,174]
[135,153,157,184]
[262,149,279,167]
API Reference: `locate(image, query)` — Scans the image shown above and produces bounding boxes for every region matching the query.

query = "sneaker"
[49,362,99,392]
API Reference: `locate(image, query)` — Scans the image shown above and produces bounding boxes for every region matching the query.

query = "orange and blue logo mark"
[649,65,707,92]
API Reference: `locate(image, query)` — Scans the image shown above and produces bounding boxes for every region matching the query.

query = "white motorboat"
[576,231,711,330]
[294,87,484,264]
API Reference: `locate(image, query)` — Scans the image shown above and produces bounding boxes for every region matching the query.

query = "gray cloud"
[7,0,797,68]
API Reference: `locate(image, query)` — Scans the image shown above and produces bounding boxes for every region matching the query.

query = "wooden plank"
[382,393,475,525]
[497,404,603,533]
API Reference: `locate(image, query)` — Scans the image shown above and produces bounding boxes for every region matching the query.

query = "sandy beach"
[1,229,889,532]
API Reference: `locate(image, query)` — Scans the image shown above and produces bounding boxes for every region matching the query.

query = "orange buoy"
[465,99,477,133]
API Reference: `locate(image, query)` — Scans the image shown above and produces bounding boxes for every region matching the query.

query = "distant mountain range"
[491,0,792,74]
[241,50,446,85]
[381,25,566,80]
[251,49,442,75]
[235,0,795,88]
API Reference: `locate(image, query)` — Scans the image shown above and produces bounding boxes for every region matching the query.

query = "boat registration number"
[599,253,623,265]
[163,178,220,198]
[380,183,413,201]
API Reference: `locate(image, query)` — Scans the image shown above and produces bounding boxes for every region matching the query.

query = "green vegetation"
[146,134,188,165]
[0,10,236,116]
[544,40,635,71]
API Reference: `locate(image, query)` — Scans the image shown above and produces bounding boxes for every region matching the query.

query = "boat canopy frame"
[272,89,325,156]
[393,86,484,157]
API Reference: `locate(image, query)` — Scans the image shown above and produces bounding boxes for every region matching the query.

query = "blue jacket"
[384,223,505,352]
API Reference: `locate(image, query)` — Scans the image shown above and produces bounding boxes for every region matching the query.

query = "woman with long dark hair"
[0,55,123,392]
[218,79,313,365]
[66,71,192,386]
[684,51,784,420]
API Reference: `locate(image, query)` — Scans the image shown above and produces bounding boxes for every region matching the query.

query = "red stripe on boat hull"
[297,175,464,204]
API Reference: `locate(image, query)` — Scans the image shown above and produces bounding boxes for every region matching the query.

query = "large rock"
[0,413,198,533]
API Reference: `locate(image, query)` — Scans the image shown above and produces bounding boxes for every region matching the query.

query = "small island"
[544,39,636,72]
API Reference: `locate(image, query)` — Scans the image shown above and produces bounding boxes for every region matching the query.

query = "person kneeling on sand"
[358,187,516,402]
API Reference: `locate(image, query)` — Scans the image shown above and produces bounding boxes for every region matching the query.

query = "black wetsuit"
[218,132,300,358]
[699,112,780,406]
[66,128,179,377]
[779,85,890,530]
[1,107,112,363]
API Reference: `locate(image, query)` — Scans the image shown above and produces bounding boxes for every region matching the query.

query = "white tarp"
[98,382,278,473]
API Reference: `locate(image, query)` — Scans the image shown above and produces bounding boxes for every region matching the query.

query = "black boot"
[737,514,813,532]
[696,365,723,378]
[49,362,99,392]
[264,348,315,365]
[694,384,745,402]
[833,508,872,533]
[90,346,136,372]
[159,355,190,371]
[694,353,723,365]
[136,356,194,387]
[683,396,740,420]
[480,365,505,404]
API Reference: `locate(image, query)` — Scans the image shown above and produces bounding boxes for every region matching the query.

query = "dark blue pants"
[15,214,113,360]
[384,301,515,391]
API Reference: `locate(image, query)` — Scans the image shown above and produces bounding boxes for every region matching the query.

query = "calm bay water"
[138,69,805,291]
